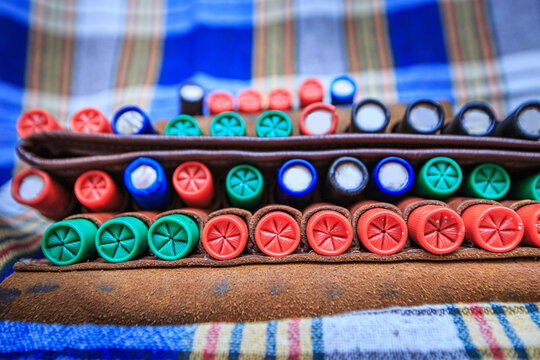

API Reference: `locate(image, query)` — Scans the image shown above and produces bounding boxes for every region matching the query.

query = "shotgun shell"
[268,88,293,111]
[226,164,264,209]
[397,99,444,134]
[443,102,496,136]
[372,157,415,197]
[74,170,124,212]
[237,88,264,113]
[173,161,214,208]
[465,163,510,200]
[299,102,338,135]
[210,111,246,136]
[326,157,369,204]
[299,77,324,107]
[512,173,540,201]
[416,157,462,199]
[356,208,408,256]
[148,214,200,260]
[256,110,293,137]
[202,214,248,260]
[42,218,98,265]
[112,105,156,135]
[96,216,149,262]
[255,211,300,257]
[70,107,112,134]
[494,100,540,140]
[461,204,523,252]
[11,168,72,219]
[164,114,202,136]
[407,205,465,254]
[124,157,171,210]
[350,99,390,133]
[306,210,353,256]
[515,204,540,247]
[179,81,205,116]
[16,109,62,139]
[207,90,235,115]
[330,75,357,105]
[277,159,318,208]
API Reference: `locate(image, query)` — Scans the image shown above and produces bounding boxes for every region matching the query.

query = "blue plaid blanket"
[1,302,540,358]
[1,0,539,357]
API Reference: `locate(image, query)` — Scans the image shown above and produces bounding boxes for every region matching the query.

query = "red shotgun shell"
[173,161,214,208]
[298,78,324,107]
[70,107,112,133]
[268,88,293,111]
[356,208,408,256]
[11,168,71,219]
[407,205,465,254]
[461,204,524,252]
[255,211,300,257]
[16,109,62,139]
[306,210,353,256]
[237,88,264,113]
[202,214,248,260]
[299,102,338,135]
[515,204,540,247]
[74,170,124,212]
[207,91,235,115]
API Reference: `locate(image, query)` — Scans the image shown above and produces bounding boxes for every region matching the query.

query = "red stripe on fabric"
[58,0,75,122]
[0,235,41,261]
[283,0,294,89]
[344,0,362,98]
[202,323,221,360]
[114,0,136,107]
[443,0,469,104]
[288,318,301,360]
[27,0,46,107]
[470,304,504,360]
[140,0,162,107]
[472,0,503,113]
[372,0,393,102]
[254,0,266,84]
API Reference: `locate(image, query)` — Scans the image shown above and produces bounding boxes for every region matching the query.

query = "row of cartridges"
[12,156,539,218]
[40,198,540,265]
[16,76,540,140]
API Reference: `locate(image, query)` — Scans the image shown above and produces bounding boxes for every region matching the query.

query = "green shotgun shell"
[164,114,202,136]
[210,112,246,136]
[148,214,200,260]
[96,216,149,263]
[512,173,540,201]
[226,164,264,209]
[256,110,293,137]
[416,157,463,198]
[42,218,98,266]
[465,163,511,200]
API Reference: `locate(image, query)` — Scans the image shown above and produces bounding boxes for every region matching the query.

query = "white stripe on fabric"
[0,182,32,217]
[322,305,465,353]
[69,0,127,120]
[498,50,540,110]
[488,0,540,56]
[295,0,348,77]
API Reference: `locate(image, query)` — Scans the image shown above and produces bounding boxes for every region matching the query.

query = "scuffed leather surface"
[3,256,539,325]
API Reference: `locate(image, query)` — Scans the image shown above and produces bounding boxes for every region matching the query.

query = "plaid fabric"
[1,0,540,285]
[1,302,539,358]
[0,183,48,282]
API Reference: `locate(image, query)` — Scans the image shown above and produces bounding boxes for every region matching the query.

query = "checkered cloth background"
[1,303,540,358]
[0,0,539,356]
